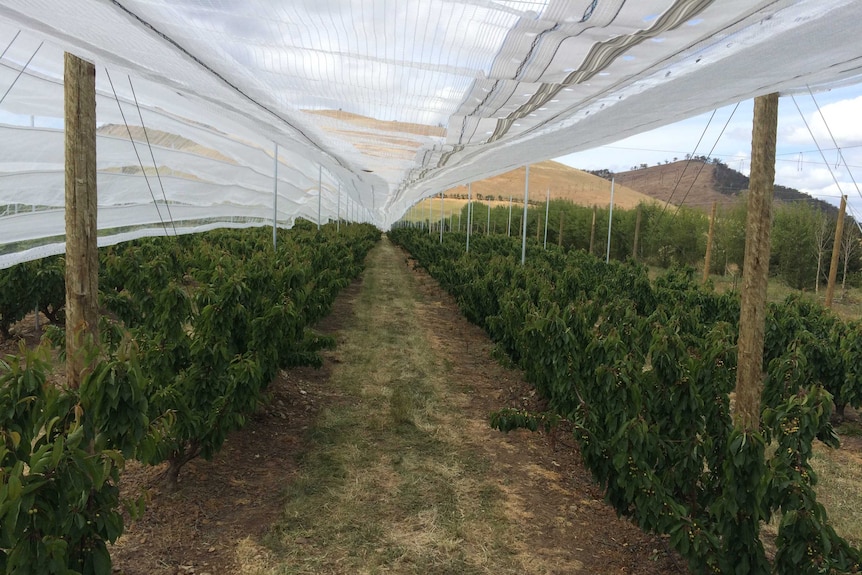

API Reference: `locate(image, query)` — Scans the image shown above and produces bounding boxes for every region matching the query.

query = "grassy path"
[247,237,526,574]
[239,236,683,574]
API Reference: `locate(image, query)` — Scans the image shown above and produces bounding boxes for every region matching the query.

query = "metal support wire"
[806,87,862,234]
[106,69,170,236]
[128,76,177,235]
[0,39,42,107]
[791,95,862,234]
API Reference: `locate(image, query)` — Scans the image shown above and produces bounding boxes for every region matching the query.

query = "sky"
[555,83,862,222]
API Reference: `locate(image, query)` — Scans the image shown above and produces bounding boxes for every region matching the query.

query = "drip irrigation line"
[106,68,170,236]
[128,75,177,236]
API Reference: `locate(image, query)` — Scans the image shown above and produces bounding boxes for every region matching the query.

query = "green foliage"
[2,223,380,571]
[0,345,125,574]
[0,256,66,339]
[98,224,380,485]
[391,226,862,574]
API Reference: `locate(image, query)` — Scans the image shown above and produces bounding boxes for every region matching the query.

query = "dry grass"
[255,239,525,574]
[810,440,862,547]
[403,161,656,222]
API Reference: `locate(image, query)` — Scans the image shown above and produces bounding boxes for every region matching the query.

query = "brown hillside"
[444,160,656,210]
[612,161,739,213]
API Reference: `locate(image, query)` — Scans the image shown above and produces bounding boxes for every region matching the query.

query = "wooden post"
[632,204,642,261]
[825,195,846,308]
[64,53,99,389]
[734,93,779,432]
[703,201,717,284]
[589,206,597,255]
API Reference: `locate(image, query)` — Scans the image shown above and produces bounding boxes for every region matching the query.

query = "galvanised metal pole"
[466,182,472,253]
[521,164,530,266]
[507,194,513,236]
[317,164,322,230]
[606,177,615,263]
[439,191,444,243]
[486,202,490,235]
[543,187,550,249]
[336,182,341,233]
[272,142,278,250]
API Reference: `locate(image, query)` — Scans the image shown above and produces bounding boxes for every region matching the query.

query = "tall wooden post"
[703,201,717,284]
[825,195,846,308]
[589,206,597,255]
[64,53,99,389]
[632,204,642,261]
[734,93,779,432]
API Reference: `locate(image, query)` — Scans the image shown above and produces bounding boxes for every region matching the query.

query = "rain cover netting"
[2,0,862,266]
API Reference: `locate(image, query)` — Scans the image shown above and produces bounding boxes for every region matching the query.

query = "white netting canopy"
[1,0,862,266]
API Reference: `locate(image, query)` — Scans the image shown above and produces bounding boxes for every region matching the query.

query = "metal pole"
[337,182,341,233]
[521,165,530,265]
[507,194,513,236]
[543,187,550,249]
[428,197,432,234]
[317,164,322,230]
[606,177,615,263]
[273,143,278,250]
[487,202,491,235]
[439,192,444,243]
[467,182,473,253]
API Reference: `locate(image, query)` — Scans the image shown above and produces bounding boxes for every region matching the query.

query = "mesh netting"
[1,0,862,266]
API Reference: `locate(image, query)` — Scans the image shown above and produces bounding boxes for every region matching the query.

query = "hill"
[443,160,656,210]
[605,159,837,215]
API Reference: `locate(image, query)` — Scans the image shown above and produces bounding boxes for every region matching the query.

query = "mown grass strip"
[249,238,523,575]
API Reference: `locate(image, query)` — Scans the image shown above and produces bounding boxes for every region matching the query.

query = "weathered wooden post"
[734,93,779,431]
[703,201,717,284]
[64,52,99,389]
[825,195,847,308]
